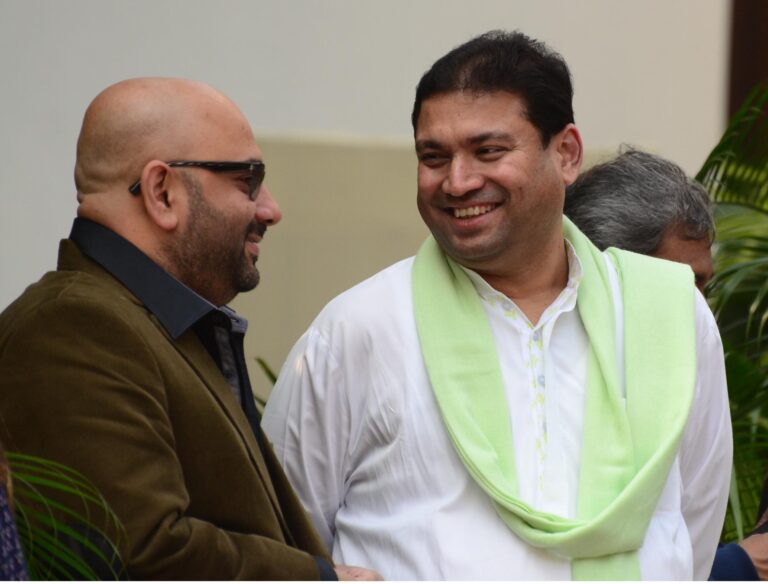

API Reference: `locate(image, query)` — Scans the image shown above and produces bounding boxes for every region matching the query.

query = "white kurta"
[263,248,732,581]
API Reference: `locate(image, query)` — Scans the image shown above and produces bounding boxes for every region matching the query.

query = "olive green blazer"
[0,240,331,579]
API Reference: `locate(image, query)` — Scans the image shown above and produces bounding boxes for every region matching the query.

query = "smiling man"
[263,31,732,580]
[0,78,380,581]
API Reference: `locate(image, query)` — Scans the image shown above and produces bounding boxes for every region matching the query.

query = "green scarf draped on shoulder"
[411,216,696,580]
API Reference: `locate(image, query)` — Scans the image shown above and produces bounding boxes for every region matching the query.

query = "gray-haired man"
[565,148,768,580]
[564,147,714,290]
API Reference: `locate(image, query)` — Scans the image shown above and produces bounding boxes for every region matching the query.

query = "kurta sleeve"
[263,327,351,552]
[679,290,733,581]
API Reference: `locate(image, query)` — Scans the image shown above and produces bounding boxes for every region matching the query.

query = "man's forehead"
[414,92,532,151]
[418,89,526,119]
[183,110,262,159]
[654,233,713,265]
[417,90,527,125]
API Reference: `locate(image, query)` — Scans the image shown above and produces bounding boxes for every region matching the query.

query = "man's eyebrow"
[415,132,515,152]
[467,132,514,145]
[415,139,443,152]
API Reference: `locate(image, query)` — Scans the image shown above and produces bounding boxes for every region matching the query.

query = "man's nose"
[255,184,282,226]
[442,159,484,196]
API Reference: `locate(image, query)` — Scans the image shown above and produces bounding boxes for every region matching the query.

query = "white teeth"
[453,204,494,218]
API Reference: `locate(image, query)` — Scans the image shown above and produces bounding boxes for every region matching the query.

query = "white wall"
[0,0,730,323]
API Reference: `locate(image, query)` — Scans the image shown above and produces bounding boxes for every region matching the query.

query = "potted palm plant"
[697,81,768,541]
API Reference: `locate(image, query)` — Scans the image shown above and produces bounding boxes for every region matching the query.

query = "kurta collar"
[458,238,584,328]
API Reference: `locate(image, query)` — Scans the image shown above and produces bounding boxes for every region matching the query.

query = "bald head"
[75,78,254,197]
[71,78,269,292]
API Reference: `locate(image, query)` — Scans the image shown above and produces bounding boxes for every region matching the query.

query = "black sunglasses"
[128,160,266,199]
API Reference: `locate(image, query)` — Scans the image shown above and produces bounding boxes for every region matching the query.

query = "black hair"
[411,30,574,146]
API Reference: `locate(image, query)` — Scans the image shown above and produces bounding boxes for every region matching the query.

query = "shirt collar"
[69,217,218,339]
[461,239,583,300]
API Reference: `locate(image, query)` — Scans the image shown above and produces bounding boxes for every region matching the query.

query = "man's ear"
[137,161,181,232]
[555,123,583,185]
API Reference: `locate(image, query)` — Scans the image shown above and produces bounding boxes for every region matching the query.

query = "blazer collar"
[69,218,215,339]
[64,219,286,524]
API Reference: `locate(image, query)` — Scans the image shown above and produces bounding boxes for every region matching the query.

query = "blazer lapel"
[169,328,285,522]
[62,242,298,544]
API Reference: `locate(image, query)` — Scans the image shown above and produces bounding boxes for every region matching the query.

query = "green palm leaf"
[697,81,768,212]
[698,81,768,542]
[8,453,126,580]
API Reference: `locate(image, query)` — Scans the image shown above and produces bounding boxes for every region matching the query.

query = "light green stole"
[411,217,696,580]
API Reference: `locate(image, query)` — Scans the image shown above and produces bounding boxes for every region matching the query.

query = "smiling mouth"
[452,204,496,219]
[245,235,261,257]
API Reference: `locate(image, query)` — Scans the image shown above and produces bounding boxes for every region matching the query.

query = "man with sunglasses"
[0,78,380,581]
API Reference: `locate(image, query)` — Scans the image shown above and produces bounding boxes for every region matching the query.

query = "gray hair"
[564,147,714,254]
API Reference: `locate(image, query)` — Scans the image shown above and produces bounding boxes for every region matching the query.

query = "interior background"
[0,0,730,398]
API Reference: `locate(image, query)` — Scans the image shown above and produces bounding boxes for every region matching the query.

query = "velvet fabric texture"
[0,239,331,579]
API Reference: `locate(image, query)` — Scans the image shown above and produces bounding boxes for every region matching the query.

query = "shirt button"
[538,375,546,386]
[533,330,541,342]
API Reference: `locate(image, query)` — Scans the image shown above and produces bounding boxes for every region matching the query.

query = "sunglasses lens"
[248,167,265,197]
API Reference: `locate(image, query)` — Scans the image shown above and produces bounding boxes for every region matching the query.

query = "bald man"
[0,78,379,581]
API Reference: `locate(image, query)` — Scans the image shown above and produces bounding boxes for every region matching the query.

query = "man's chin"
[437,236,501,267]
[236,269,260,293]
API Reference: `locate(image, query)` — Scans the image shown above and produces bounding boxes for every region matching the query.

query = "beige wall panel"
[0,0,730,317]
[231,137,426,399]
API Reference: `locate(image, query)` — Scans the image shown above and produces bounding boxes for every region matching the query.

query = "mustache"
[247,222,268,238]
[438,189,501,207]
